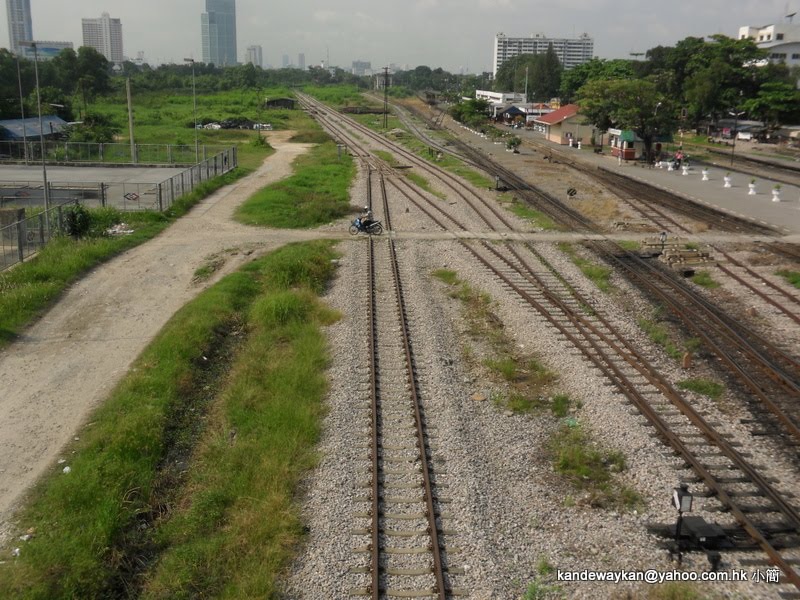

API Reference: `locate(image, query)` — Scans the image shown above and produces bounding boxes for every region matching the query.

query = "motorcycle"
[349,218,383,235]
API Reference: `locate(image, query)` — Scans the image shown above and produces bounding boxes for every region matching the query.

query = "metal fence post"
[16,218,24,262]
[157,183,163,211]
[38,213,45,245]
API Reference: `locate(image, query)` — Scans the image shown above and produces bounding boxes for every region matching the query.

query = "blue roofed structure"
[0,116,68,140]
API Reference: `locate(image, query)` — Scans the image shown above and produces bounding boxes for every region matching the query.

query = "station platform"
[452,122,800,239]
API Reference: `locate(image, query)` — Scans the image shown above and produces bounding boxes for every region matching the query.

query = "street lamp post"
[184,58,198,163]
[15,55,29,165]
[19,41,50,231]
[729,110,745,167]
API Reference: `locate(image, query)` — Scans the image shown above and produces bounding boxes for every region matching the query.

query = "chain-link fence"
[0,141,226,166]
[0,147,237,213]
[0,147,238,270]
[0,200,77,270]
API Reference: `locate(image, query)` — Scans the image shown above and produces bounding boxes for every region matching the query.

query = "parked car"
[737,131,753,141]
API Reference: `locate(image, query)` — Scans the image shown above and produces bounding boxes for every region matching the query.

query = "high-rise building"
[82,13,123,64]
[493,32,594,76]
[245,44,262,68]
[201,0,237,67]
[6,0,32,55]
[282,54,289,68]
[298,53,305,70]
[351,60,371,76]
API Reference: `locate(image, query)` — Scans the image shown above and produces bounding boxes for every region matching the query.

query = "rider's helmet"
[363,206,369,212]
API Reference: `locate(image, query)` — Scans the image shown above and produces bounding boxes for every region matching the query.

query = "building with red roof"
[532,104,594,145]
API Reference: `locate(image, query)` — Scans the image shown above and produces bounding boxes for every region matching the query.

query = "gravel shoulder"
[0,131,314,544]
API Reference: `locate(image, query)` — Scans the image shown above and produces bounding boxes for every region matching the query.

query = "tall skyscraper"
[82,13,123,64]
[298,53,305,70]
[6,0,32,55]
[282,54,289,68]
[201,0,237,67]
[245,44,262,68]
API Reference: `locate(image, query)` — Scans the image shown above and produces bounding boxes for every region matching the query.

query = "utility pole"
[126,78,136,163]
[383,67,389,130]
[524,65,528,102]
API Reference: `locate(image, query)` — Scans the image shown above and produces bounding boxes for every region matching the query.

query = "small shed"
[265,97,296,110]
[0,116,68,141]
[533,104,593,145]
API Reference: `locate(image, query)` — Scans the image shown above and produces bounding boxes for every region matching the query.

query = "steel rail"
[465,240,800,589]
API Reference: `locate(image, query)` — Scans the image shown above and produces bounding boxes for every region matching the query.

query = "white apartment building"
[245,44,262,68]
[82,12,123,64]
[739,21,800,67]
[493,32,594,76]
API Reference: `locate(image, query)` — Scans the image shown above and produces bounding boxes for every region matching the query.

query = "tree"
[559,58,634,103]
[577,78,676,162]
[449,98,490,127]
[76,46,111,99]
[742,82,800,131]
[494,53,561,101]
[66,111,120,143]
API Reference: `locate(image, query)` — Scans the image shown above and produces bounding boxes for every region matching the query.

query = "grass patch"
[777,269,800,289]
[677,378,725,400]
[405,171,446,199]
[433,268,561,414]
[506,197,560,230]
[0,168,248,348]
[616,240,640,252]
[235,139,355,228]
[558,242,613,292]
[550,423,642,510]
[192,251,228,282]
[374,149,399,167]
[690,270,720,289]
[431,268,458,286]
[0,240,340,599]
[638,314,688,361]
[523,578,560,600]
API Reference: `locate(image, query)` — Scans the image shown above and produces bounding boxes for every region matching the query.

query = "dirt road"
[0,132,318,543]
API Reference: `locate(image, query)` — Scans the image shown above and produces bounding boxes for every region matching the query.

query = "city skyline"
[1,0,797,71]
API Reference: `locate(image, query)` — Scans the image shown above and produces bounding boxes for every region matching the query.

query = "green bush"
[62,204,92,238]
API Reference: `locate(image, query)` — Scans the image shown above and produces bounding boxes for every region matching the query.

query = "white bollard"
[667,162,674,171]
[701,169,709,181]
[577,141,582,150]
[748,183,757,195]
[723,176,732,188]
[682,165,689,176]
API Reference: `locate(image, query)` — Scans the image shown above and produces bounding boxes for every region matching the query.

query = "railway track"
[300,92,800,593]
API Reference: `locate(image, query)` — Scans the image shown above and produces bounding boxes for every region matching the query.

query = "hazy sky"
[2,0,796,72]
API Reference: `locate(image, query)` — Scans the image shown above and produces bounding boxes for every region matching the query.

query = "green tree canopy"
[559,58,635,103]
[577,78,676,160]
[742,81,800,130]
[494,49,562,101]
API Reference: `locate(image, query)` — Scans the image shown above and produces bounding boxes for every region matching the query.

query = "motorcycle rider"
[360,206,374,231]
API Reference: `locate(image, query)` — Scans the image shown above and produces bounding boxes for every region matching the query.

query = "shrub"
[62,204,92,238]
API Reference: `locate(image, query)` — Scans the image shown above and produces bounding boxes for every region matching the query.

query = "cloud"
[479,0,515,8]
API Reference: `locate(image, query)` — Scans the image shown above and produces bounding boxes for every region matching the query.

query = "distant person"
[360,206,374,230]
